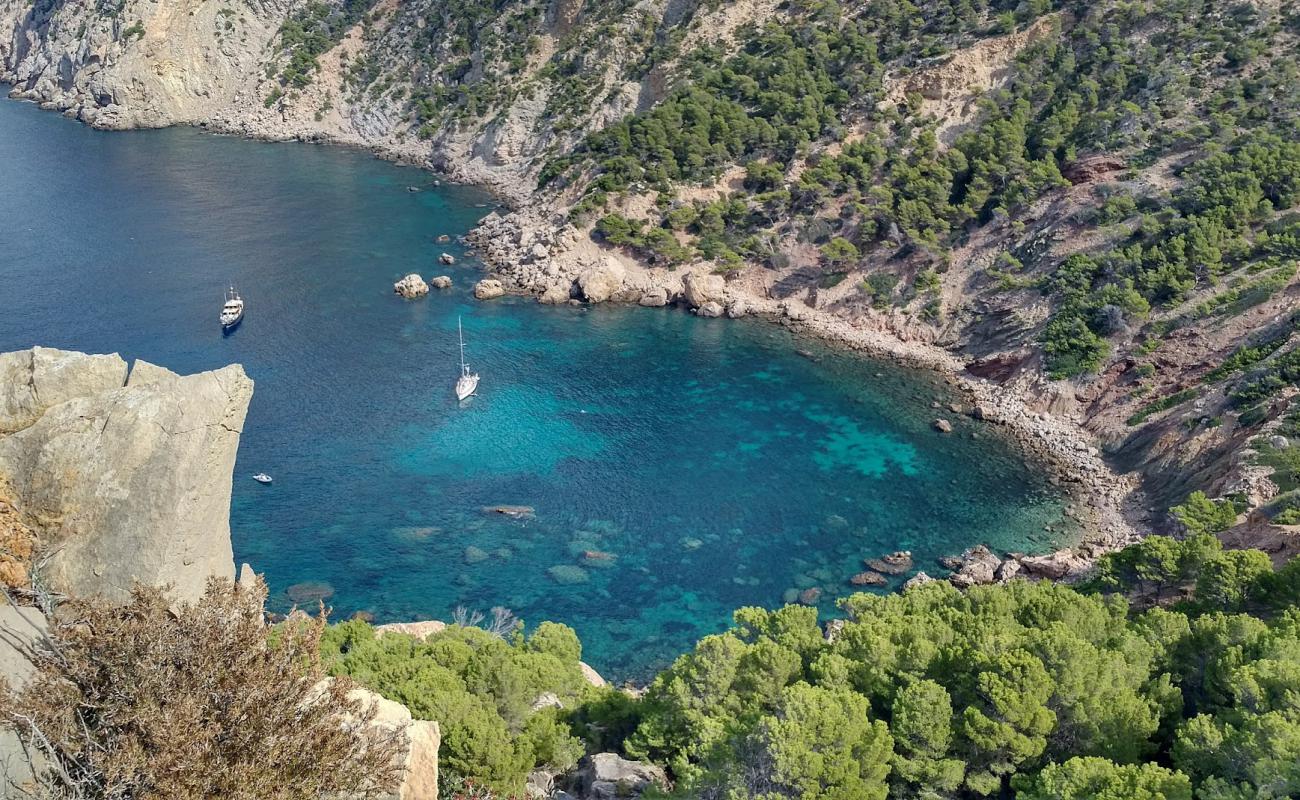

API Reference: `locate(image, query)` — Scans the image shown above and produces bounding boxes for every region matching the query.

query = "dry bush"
[1,577,402,800]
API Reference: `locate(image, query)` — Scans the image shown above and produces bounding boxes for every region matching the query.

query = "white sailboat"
[455,317,480,401]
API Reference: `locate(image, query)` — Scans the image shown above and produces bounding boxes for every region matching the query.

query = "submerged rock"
[393,273,429,298]
[285,581,334,605]
[933,418,953,433]
[430,275,453,289]
[548,564,590,585]
[798,587,822,605]
[463,546,489,564]
[850,570,888,586]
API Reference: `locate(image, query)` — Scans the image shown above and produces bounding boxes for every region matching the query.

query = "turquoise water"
[0,96,1070,678]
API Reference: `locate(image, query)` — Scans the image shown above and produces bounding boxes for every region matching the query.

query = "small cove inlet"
[0,95,1073,679]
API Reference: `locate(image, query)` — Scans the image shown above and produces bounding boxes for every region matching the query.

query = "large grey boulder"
[0,349,252,604]
[577,258,626,304]
[572,753,667,799]
[682,272,725,309]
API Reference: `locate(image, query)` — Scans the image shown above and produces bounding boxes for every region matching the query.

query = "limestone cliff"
[0,347,251,603]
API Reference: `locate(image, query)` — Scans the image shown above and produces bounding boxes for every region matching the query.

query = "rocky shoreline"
[464,207,1147,573]
[0,88,1143,576]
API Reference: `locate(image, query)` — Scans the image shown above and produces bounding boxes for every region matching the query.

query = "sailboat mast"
[459,317,468,373]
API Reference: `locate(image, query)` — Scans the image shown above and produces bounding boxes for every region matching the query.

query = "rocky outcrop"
[376,620,448,640]
[341,686,440,800]
[682,272,725,309]
[0,348,251,604]
[945,545,1003,588]
[569,753,667,800]
[474,279,505,300]
[430,276,453,289]
[577,258,626,304]
[394,274,430,298]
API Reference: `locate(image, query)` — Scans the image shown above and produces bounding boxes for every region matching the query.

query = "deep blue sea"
[0,96,1070,678]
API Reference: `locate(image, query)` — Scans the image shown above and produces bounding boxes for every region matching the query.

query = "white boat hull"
[455,373,479,401]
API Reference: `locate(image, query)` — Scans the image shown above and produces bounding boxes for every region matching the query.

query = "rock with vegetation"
[0,348,250,604]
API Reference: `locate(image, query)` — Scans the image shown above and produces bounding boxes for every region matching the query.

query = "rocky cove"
[0,93,1088,679]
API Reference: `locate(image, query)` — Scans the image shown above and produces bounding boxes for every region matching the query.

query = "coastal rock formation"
[393,274,429,298]
[577,258,626,304]
[0,348,250,604]
[903,572,936,591]
[865,551,913,575]
[696,301,724,318]
[1015,548,1090,580]
[946,545,1003,588]
[430,276,453,289]
[474,279,505,300]
[638,287,669,307]
[682,272,725,309]
[539,282,573,304]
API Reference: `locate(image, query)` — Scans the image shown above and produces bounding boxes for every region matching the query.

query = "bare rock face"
[539,282,573,304]
[375,620,448,640]
[430,275,453,289]
[696,301,724,318]
[474,279,505,300]
[0,605,49,794]
[577,258,626,304]
[394,274,430,298]
[638,287,669,307]
[0,348,251,604]
[1016,549,1090,580]
[682,272,725,309]
[0,347,128,434]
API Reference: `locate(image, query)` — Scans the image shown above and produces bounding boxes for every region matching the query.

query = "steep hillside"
[5,0,1300,554]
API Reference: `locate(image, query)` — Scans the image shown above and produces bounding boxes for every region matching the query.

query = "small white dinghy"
[252,473,273,484]
[455,317,480,401]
